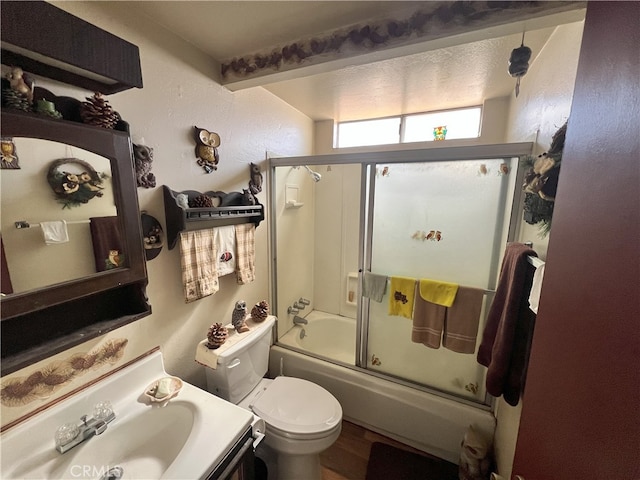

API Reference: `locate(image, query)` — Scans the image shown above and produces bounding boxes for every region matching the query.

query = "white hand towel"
[214,226,236,276]
[528,262,545,313]
[41,221,69,245]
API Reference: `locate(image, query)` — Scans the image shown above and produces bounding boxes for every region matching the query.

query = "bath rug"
[365,442,458,480]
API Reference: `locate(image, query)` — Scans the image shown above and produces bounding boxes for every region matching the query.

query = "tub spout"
[293,315,308,325]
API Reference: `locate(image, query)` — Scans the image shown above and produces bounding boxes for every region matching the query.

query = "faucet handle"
[93,401,114,421]
[287,306,299,315]
[55,423,79,447]
[298,298,310,305]
[293,301,305,309]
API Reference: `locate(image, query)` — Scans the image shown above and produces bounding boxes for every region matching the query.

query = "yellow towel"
[419,279,459,307]
[388,276,417,319]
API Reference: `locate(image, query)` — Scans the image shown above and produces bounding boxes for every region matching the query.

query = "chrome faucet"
[293,315,308,325]
[298,297,311,306]
[293,301,305,309]
[287,306,299,315]
[55,401,115,454]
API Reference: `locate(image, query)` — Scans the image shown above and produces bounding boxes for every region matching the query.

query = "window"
[336,106,481,148]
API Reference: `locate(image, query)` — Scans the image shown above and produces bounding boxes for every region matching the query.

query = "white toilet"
[201,316,342,480]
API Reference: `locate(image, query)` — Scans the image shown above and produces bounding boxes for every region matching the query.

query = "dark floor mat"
[365,442,459,480]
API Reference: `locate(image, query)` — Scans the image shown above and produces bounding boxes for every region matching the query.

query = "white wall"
[1,1,312,427]
[495,20,585,479]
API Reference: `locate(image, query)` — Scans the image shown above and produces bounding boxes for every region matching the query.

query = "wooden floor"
[320,420,439,480]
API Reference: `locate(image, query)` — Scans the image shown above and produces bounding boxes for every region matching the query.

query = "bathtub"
[271,313,495,464]
[278,311,356,364]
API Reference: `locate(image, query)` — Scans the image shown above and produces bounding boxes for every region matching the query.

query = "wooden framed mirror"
[0,109,150,374]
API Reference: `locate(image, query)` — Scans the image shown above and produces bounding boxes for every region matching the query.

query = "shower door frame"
[269,142,533,408]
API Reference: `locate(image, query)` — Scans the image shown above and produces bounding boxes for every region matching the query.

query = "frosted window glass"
[337,117,400,148]
[403,107,481,143]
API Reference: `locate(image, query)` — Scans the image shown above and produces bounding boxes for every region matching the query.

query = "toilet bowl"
[197,315,342,480]
[240,376,342,479]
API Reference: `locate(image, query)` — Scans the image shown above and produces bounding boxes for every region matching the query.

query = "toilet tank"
[204,316,276,404]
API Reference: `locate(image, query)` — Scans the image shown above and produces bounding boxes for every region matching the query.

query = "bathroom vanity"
[0,349,256,479]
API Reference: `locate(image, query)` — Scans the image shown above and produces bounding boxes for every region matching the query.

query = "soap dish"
[144,376,183,403]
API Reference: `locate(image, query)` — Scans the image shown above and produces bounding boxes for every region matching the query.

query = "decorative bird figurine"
[248,162,263,195]
[6,66,34,104]
[231,300,250,333]
[194,126,220,173]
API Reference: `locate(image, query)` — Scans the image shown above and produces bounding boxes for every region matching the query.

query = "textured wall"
[1,1,312,428]
[495,20,585,479]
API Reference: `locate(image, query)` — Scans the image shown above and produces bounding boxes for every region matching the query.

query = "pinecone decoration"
[251,300,269,322]
[80,92,120,129]
[206,323,228,349]
[189,194,214,208]
[2,87,32,112]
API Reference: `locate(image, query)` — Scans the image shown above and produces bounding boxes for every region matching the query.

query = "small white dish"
[145,376,183,403]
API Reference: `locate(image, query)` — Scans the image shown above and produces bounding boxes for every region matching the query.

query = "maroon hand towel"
[90,216,124,272]
[477,243,537,406]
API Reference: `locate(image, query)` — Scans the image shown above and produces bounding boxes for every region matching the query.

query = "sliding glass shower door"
[270,146,527,405]
[363,157,518,401]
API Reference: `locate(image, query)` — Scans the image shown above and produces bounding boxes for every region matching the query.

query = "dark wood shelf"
[163,186,264,250]
[1,1,142,94]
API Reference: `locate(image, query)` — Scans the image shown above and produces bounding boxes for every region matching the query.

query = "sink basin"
[1,350,254,479]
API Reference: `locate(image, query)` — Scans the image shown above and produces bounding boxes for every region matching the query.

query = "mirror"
[1,138,121,294]
[0,109,149,374]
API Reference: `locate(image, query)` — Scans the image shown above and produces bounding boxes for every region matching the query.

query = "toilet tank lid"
[214,316,276,364]
[251,376,342,435]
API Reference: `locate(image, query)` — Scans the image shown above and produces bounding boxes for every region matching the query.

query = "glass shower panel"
[366,158,516,401]
[273,163,361,366]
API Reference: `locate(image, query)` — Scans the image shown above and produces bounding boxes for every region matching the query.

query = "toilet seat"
[250,376,342,438]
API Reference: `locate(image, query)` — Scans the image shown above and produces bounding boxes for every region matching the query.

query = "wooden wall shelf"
[1,1,142,95]
[163,186,264,250]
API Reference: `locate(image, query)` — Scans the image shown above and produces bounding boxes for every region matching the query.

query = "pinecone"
[251,300,269,322]
[80,92,120,129]
[189,194,214,208]
[2,87,32,112]
[206,323,228,349]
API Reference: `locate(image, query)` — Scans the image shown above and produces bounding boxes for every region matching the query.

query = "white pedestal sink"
[1,350,254,479]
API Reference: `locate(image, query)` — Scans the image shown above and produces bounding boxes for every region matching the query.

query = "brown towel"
[90,216,124,272]
[477,243,537,406]
[412,294,446,348]
[235,223,255,284]
[443,286,485,354]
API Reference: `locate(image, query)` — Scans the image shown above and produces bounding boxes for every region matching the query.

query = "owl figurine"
[248,162,263,195]
[133,143,156,188]
[194,126,221,173]
[231,300,250,333]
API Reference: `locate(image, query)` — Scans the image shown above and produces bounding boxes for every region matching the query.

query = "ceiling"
[130,1,585,122]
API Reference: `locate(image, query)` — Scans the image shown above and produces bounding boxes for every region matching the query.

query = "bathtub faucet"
[287,306,299,315]
[293,315,308,325]
[293,301,305,310]
[298,297,311,306]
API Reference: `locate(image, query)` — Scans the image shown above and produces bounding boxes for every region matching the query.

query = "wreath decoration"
[47,158,108,209]
[521,121,567,237]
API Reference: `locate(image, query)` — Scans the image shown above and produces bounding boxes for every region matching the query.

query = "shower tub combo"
[273,311,495,463]
[269,144,532,464]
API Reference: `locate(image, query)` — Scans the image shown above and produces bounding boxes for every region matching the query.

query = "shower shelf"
[163,186,263,250]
